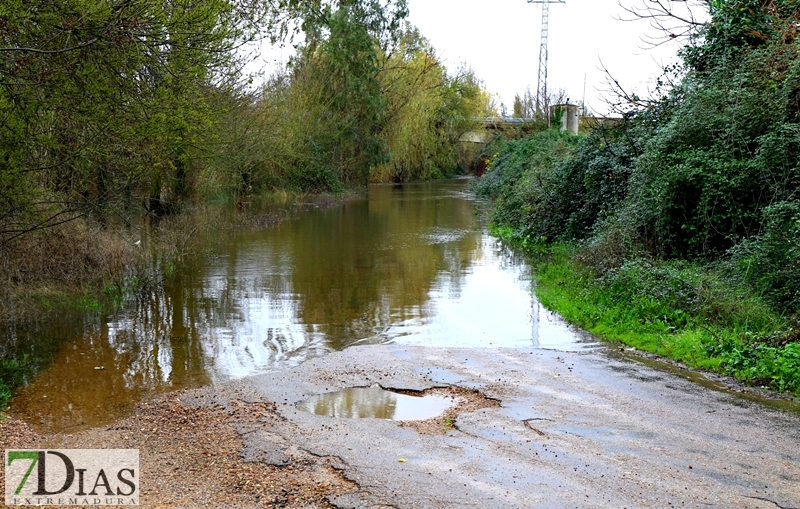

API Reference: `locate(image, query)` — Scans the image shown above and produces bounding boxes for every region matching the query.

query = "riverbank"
[0,191,361,322]
[471,124,800,398]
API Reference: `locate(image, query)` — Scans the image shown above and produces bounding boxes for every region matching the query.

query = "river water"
[6,179,585,432]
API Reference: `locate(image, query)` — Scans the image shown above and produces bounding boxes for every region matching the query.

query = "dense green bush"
[473,130,581,242]
[474,124,637,244]
[728,201,800,312]
[609,0,800,294]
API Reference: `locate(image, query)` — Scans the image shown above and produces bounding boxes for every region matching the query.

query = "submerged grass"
[492,228,800,396]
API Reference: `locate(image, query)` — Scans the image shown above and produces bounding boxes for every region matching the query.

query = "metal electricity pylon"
[527,0,565,122]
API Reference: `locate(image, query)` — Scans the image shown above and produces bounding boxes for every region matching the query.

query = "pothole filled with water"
[296,385,501,435]
[296,385,455,421]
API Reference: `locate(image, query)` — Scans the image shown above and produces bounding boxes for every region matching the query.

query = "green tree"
[288,1,408,188]
[0,0,268,242]
[372,29,485,182]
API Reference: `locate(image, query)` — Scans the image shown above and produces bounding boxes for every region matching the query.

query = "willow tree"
[373,28,489,182]
[270,18,485,189]
[282,0,408,189]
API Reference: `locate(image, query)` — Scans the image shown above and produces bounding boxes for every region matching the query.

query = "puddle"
[296,386,455,420]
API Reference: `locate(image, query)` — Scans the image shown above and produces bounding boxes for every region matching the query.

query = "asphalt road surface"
[214,341,800,509]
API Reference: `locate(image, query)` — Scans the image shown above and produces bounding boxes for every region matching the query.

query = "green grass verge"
[535,248,724,369]
[499,235,800,396]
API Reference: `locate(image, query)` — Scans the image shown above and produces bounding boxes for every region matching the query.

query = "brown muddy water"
[4,179,583,432]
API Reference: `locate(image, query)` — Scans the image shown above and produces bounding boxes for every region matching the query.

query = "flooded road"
[4,181,800,508]
[5,179,581,431]
[231,343,800,509]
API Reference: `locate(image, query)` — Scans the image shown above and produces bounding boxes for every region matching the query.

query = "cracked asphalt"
[206,342,800,509]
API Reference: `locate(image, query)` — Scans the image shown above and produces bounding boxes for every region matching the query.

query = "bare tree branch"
[616,0,711,48]
[596,58,658,116]
[0,38,100,55]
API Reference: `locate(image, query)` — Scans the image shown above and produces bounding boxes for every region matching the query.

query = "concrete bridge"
[481,117,536,129]
[461,105,615,145]
[459,117,539,144]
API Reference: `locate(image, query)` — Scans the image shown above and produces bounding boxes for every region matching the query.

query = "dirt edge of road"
[1,383,500,508]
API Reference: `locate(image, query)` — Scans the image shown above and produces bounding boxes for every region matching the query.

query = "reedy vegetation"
[476,0,800,394]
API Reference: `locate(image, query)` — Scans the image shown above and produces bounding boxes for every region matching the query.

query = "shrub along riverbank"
[475,0,800,395]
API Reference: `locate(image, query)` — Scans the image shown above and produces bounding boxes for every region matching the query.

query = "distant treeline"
[476,0,800,392]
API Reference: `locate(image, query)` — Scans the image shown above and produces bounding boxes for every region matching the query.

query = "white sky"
[253,0,694,116]
[406,0,686,115]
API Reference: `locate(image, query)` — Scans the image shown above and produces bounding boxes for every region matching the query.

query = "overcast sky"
[405,0,688,115]
[254,1,695,116]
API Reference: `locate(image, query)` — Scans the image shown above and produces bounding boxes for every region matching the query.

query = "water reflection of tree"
[194,180,484,357]
[307,387,398,419]
[287,183,481,349]
[8,285,214,431]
